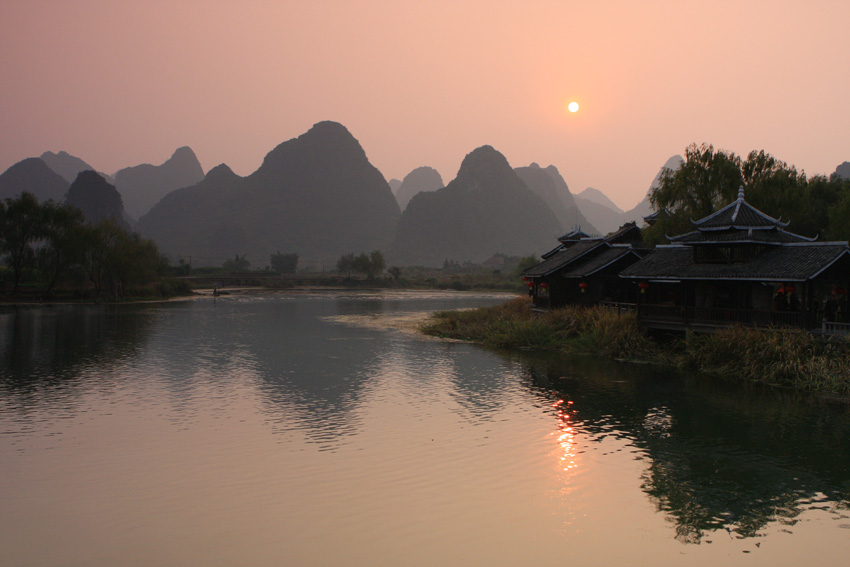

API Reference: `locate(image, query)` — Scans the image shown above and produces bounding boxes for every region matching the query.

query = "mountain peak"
[65,170,127,227]
[577,187,623,214]
[39,151,97,183]
[0,157,69,202]
[256,121,365,177]
[395,166,443,210]
[453,145,516,190]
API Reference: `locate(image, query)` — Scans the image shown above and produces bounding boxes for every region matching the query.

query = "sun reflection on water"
[552,399,578,473]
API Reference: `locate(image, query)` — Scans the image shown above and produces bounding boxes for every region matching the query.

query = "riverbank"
[420,297,850,396]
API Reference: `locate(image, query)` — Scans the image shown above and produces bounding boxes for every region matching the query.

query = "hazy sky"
[2,0,848,209]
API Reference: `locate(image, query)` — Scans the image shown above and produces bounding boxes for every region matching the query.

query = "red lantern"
[785,285,796,294]
[638,282,649,294]
[540,282,548,289]
[578,282,588,293]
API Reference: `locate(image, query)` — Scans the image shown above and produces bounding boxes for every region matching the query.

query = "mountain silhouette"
[573,155,683,234]
[0,158,69,202]
[395,166,444,211]
[390,146,563,266]
[137,121,400,267]
[40,151,101,183]
[576,187,623,213]
[515,163,596,234]
[65,170,129,227]
[114,146,205,219]
[832,161,850,181]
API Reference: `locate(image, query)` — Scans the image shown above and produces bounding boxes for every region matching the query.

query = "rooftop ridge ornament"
[738,185,745,200]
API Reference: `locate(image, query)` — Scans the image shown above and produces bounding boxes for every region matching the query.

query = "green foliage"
[1,192,44,294]
[222,254,250,272]
[645,143,848,245]
[337,250,386,279]
[0,193,171,299]
[270,251,298,274]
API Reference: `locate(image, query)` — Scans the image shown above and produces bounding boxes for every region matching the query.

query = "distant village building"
[522,223,646,310]
[620,187,850,333]
[481,256,506,270]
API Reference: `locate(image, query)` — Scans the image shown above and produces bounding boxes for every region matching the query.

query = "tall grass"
[421,299,850,395]
[421,297,657,359]
[682,326,850,394]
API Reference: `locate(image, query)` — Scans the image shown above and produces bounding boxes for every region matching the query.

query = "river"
[1,290,849,566]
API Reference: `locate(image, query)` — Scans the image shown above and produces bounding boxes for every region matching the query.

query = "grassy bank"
[420,297,850,396]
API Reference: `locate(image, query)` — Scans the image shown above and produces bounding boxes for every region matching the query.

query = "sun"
[567,101,580,113]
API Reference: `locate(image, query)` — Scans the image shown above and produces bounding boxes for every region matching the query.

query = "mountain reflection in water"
[1,291,850,566]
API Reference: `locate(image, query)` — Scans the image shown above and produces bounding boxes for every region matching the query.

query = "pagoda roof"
[666,186,816,244]
[692,186,787,231]
[670,227,815,244]
[620,242,850,282]
[557,228,592,243]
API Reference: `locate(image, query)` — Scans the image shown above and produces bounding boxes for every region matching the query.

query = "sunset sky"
[2,0,848,209]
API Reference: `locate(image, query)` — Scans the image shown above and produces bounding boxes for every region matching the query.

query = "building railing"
[599,301,637,315]
[822,320,850,335]
[636,303,802,328]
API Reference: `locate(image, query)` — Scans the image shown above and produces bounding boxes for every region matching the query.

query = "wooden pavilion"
[522,223,646,310]
[619,187,850,333]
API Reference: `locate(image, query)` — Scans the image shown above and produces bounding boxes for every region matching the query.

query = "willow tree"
[0,192,44,294]
[645,144,824,244]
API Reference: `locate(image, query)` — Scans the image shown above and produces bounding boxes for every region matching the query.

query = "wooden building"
[522,223,645,310]
[619,187,850,332]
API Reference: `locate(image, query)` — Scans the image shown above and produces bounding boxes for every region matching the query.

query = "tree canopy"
[645,143,850,245]
[0,193,167,298]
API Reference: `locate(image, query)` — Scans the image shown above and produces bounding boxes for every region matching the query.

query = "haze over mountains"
[8,122,845,270]
[514,163,595,234]
[114,147,205,220]
[136,121,400,265]
[392,146,563,266]
[0,157,69,202]
[394,166,443,211]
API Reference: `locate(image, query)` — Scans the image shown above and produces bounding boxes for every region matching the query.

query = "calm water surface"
[1,290,849,566]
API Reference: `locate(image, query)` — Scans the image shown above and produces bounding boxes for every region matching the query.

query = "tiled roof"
[559,247,640,278]
[605,222,643,245]
[620,243,850,281]
[671,227,813,244]
[557,228,592,243]
[693,187,788,230]
[522,240,604,277]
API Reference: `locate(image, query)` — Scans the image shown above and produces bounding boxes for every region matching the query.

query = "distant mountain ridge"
[137,121,400,266]
[39,151,102,183]
[514,163,596,234]
[573,155,683,234]
[390,146,563,266]
[395,166,444,211]
[576,187,623,213]
[114,146,205,219]
[833,161,850,181]
[0,157,69,202]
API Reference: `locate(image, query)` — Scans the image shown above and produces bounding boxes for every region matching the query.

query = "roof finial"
[738,185,745,200]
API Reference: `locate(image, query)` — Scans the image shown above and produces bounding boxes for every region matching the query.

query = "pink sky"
[2,0,848,210]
